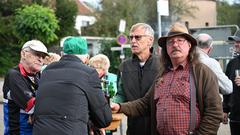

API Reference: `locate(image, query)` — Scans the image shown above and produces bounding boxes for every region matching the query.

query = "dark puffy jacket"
[33,55,112,135]
[116,54,160,135]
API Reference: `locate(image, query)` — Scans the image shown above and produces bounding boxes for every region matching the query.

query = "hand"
[235,76,240,86]
[222,113,229,124]
[89,128,106,135]
[99,128,106,135]
[28,115,34,125]
[111,102,120,113]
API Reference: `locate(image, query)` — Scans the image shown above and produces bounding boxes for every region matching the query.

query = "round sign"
[117,34,128,45]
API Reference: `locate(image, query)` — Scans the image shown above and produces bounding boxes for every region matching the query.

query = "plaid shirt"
[154,64,200,135]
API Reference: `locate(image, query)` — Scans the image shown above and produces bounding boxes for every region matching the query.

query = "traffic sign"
[117,34,128,45]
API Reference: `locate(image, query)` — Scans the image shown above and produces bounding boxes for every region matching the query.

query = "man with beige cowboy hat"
[111,22,223,135]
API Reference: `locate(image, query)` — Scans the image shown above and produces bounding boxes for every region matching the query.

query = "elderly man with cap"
[32,36,112,135]
[223,30,240,135]
[3,40,49,135]
[196,33,232,95]
[111,22,222,135]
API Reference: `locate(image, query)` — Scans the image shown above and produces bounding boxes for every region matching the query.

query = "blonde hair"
[43,52,61,65]
[89,54,110,72]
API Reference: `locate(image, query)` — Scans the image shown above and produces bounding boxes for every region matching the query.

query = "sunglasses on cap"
[128,35,150,41]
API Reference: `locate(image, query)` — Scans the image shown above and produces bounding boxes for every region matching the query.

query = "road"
[0,79,231,135]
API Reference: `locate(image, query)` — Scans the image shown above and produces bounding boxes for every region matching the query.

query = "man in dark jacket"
[113,23,160,135]
[223,30,240,135]
[32,37,112,135]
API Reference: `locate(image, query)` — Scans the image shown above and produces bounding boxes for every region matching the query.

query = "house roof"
[76,0,94,15]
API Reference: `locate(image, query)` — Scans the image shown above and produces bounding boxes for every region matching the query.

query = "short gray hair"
[196,33,213,48]
[130,23,154,37]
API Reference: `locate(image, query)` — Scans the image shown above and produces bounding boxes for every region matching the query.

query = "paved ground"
[0,79,230,135]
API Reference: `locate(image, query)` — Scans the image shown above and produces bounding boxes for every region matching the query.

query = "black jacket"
[33,55,112,135]
[223,56,240,121]
[117,54,160,135]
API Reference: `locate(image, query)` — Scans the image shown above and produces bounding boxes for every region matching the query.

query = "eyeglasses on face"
[25,50,46,59]
[166,39,186,46]
[128,35,149,41]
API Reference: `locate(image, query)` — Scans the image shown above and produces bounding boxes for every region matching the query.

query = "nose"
[172,41,179,47]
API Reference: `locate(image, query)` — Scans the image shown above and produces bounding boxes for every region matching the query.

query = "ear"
[21,50,26,58]
[207,47,213,54]
[188,42,191,48]
[148,36,154,47]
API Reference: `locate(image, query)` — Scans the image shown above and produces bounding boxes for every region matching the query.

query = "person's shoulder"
[79,63,97,74]
[122,57,132,64]
[107,72,117,80]
[7,66,20,76]
[228,57,239,64]
[107,72,117,77]
[119,58,132,69]
[194,62,213,72]
[151,54,160,59]
[4,66,22,80]
[194,62,217,77]
[206,57,220,65]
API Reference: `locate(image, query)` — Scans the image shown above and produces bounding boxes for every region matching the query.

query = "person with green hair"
[33,36,112,135]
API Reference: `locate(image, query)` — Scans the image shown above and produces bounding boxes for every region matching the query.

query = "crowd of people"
[2,22,240,135]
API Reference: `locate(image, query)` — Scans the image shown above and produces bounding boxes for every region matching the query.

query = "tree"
[82,0,149,37]
[0,0,30,76]
[99,40,131,74]
[14,4,59,44]
[82,0,198,37]
[33,0,78,47]
[217,1,240,27]
[55,0,78,38]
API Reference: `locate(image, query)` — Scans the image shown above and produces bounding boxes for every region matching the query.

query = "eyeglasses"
[166,39,186,46]
[128,35,149,41]
[25,50,46,59]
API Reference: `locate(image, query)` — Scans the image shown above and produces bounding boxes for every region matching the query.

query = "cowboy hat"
[158,22,197,47]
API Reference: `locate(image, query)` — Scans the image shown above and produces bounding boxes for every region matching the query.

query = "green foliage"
[82,0,199,37]
[0,0,26,76]
[99,40,131,74]
[14,4,59,44]
[217,1,240,27]
[0,44,20,76]
[0,0,29,16]
[0,1,78,76]
[82,0,149,37]
[55,0,78,38]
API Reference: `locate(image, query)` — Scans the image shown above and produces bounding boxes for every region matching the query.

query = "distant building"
[75,0,96,35]
[181,0,217,28]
